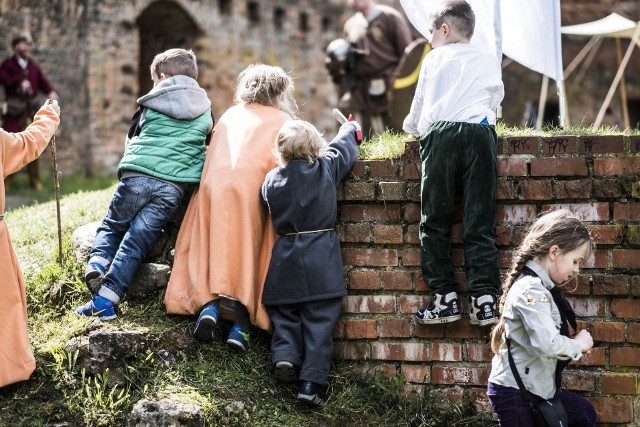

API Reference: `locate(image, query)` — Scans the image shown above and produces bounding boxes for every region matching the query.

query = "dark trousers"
[487,382,597,426]
[266,297,342,385]
[420,121,499,295]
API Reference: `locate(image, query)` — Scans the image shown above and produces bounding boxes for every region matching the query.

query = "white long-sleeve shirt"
[402,43,504,138]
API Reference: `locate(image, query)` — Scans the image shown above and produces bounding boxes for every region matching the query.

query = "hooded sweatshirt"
[118,75,213,184]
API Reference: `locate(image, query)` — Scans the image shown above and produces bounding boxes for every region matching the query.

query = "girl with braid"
[487,209,597,426]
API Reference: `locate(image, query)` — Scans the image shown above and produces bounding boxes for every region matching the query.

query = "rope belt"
[285,228,334,236]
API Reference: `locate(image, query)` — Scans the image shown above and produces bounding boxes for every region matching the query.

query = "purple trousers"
[487,382,596,426]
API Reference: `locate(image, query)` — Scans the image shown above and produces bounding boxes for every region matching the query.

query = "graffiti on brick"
[546,137,568,154]
[510,138,530,152]
[582,137,595,153]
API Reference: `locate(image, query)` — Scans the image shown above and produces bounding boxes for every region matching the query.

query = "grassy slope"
[0,169,494,427]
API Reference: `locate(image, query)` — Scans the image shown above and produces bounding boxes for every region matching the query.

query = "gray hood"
[137,75,211,120]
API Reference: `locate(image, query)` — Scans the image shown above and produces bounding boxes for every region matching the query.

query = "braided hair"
[490,209,594,353]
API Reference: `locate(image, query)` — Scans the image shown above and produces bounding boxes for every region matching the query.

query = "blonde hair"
[150,48,198,79]
[490,209,595,353]
[234,64,298,118]
[275,120,327,166]
[430,0,475,40]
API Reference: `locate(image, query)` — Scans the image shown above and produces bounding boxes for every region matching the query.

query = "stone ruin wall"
[0,0,639,176]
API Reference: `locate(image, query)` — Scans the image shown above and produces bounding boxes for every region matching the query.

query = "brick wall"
[334,135,640,425]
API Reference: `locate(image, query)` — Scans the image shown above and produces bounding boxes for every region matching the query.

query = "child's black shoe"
[296,381,327,407]
[273,361,298,383]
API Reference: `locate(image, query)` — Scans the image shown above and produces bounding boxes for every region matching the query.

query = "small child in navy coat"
[260,119,361,407]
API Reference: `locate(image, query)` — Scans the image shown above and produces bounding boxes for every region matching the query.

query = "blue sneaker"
[85,262,106,292]
[76,295,117,320]
[226,325,250,352]
[193,303,219,343]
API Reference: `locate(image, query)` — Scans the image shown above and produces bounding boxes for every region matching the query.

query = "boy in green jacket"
[76,48,213,319]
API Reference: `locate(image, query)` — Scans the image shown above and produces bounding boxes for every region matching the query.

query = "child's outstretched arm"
[324,121,360,186]
[2,99,60,178]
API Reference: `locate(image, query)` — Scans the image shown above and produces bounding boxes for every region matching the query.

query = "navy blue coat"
[260,122,359,305]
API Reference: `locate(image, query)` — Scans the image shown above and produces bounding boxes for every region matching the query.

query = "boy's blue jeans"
[89,176,182,302]
[419,121,500,295]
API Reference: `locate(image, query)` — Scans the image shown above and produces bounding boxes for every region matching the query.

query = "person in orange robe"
[164,64,297,351]
[0,99,60,387]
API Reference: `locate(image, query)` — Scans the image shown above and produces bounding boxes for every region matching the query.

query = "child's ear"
[548,245,560,261]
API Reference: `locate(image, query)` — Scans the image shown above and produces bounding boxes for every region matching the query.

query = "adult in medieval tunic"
[0,99,60,387]
[0,36,58,190]
[343,0,412,138]
[164,64,297,342]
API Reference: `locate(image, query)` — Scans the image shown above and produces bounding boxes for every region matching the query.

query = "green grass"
[0,183,496,426]
[359,130,408,160]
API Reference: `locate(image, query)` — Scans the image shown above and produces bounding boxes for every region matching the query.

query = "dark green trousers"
[419,121,500,295]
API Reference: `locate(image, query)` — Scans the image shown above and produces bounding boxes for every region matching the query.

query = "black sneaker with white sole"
[468,293,499,326]
[297,381,327,407]
[415,291,462,324]
[274,361,298,383]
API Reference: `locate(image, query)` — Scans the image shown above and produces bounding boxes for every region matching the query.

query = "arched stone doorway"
[136,1,202,97]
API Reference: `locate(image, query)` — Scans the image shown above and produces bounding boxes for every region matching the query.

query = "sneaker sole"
[415,314,462,325]
[469,317,499,326]
[274,363,297,383]
[193,316,217,342]
[75,310,117,321]
[226,338,248,352]
[296,393,325,407]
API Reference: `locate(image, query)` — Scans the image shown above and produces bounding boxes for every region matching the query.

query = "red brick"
[405,224,420,244]
[404,161,421,180]
[592,178,628,199]
[496,179,514,200]
[445,320,489,339]
[342,248,398,267]
[571,274,591,295]
[574,347,605,366]
[628,225,640,245]
[333,319,345,339]
[343,223,372,243]
[611,298,640,319]
[590,321,625,342]
[629,324,640,343]
[371,342,430,362]
[373,224,403,244]
[399,295,424,314]
[452,248,465,267]
[378,181,407,201]
[466,343,493,362]
[333,342,369,360]
[591,275,629,295]
[497,156,528,176]
[345,319,377,339]
[591,397,634,423]
[610,348,640,367]
[349,161,367,178]
[401,364,430,383]
[432,366,490,386]
[506,136,540,154]
[613,250,640,269]
[612,202,640,221]
[401,248,421,267]
[340,204,401,221]
[414,322,445,338]
[495,225,512,246]
[530,157,588,176]
[569,297,606,317]
[367,159,399,177]
[348,270,379,290]
[381,271,413,291]
[541,203,609,221]
[431,343,462,361]
[562,370,595,391]
[593,157,640,176]
[342,295,396,314]
[345,363,396,379]
[403,203,421,222]
[342,181,376,200]
[498,249,513,269]
[555,179,591,199]
[579,135,624,153]
[404,140,420,160]
[496,204,537,224]
[588,225,624,245]
[543,136,578,154]
[601,373,637,395]
[519,179,553,200]
[584,249,607,269]
[407,182,421,201]
[378,318,411,338]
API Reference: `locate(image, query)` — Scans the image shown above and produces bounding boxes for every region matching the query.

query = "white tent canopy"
[561,13,640,129]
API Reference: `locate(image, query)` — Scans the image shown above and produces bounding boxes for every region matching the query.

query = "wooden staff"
[50,127,62,265]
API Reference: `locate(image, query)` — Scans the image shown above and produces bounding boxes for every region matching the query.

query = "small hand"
[574,329,594,353]
[44,98,60,117]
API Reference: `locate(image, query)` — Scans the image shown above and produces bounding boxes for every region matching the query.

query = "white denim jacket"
[488,260,583,399]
